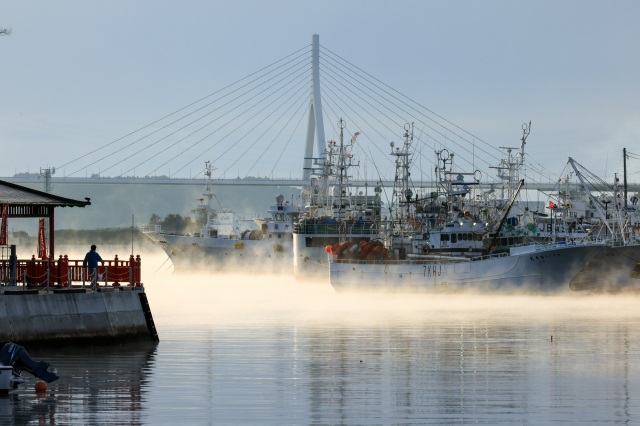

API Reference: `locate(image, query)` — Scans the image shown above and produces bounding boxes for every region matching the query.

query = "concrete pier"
[0,286,158,346]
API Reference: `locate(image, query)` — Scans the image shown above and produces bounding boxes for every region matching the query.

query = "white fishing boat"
[293,119,383,277]
[329,126,640,293]
[389,122,543,259]
[143,162,304,272]
[330,241,640,293]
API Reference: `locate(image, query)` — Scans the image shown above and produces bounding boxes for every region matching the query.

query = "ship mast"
[203,161,215,225]
[389,123,414,233]
[492,121,530,200]
[337,119,347,220]
[568,157,621,243]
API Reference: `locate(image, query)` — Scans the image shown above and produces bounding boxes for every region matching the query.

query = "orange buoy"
[335,241,352,255]
[35,380,47,392]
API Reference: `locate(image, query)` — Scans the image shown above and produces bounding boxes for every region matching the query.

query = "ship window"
[441,234,449,242]
[451,234,457,243]
[462,233,468,241]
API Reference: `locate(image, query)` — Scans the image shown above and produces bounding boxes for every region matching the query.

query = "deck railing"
[0,253,142,288]
[294,221,380,235]
[330,251,511,265]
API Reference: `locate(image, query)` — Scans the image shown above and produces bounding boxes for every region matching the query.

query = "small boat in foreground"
[0,342,58,392]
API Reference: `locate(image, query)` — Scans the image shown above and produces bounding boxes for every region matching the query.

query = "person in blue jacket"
[83,244,104,288]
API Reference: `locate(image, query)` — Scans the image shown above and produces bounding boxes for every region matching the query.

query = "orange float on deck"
[334,241,353,256]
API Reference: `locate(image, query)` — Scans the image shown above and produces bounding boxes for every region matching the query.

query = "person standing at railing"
[83,245,104,289]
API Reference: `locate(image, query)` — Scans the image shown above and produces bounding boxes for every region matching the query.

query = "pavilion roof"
[0,179,90,208]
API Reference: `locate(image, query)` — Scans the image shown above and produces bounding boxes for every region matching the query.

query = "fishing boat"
[379,122,546,260]
[328,126,640,293]
[330,239,640,293]
[292,119,383,277]
[0,342,58,393]
[143,161,305,272]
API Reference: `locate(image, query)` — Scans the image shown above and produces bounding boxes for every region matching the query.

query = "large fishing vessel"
[330,240,640,293]
[329,125,640,293]
[143,162,305,272]
[293,119,383,277]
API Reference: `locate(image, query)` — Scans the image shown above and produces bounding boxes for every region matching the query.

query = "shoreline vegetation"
[10,227,159,255]
[9,212,195,253]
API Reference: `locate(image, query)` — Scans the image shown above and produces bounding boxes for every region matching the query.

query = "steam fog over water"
[4,248,640,424]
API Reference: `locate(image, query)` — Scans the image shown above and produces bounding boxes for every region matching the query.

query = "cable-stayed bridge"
[4,176,640,194]
[4,35,637,196]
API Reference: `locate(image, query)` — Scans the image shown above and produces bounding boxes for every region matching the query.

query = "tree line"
[7,209,212,245]
[147,208,212,233]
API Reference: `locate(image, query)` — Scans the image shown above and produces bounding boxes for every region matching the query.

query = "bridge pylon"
[302,34,326,182]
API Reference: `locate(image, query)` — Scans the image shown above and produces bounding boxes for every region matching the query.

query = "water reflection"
[3,268,640,424]
[147,273,640,424]
[1,342,157,425]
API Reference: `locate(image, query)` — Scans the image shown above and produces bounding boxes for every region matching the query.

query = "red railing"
[0,254,142,288]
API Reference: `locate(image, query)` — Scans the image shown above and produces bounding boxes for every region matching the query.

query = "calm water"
[3,271,640,425]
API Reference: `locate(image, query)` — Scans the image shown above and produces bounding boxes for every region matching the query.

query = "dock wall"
[0,287,157,346]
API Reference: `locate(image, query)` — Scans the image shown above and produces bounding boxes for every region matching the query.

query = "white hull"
[145,231,293,273]
[293,242,330,278]
[293,224,381,278]
[330,243,640,293]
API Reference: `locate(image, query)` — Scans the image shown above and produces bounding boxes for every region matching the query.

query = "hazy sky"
[1,1,639,183]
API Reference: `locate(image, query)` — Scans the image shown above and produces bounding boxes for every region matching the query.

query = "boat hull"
[145,231,293,273]
[330,244,640,293]
[293,221,381,278]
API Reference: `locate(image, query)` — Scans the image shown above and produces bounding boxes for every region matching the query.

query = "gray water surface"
[3,273,640,425]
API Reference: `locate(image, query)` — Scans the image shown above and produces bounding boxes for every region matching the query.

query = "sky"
[1,0,639,184]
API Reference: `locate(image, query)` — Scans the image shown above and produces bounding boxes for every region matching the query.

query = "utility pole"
[623,148,628,210]
[40,167,55,192]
